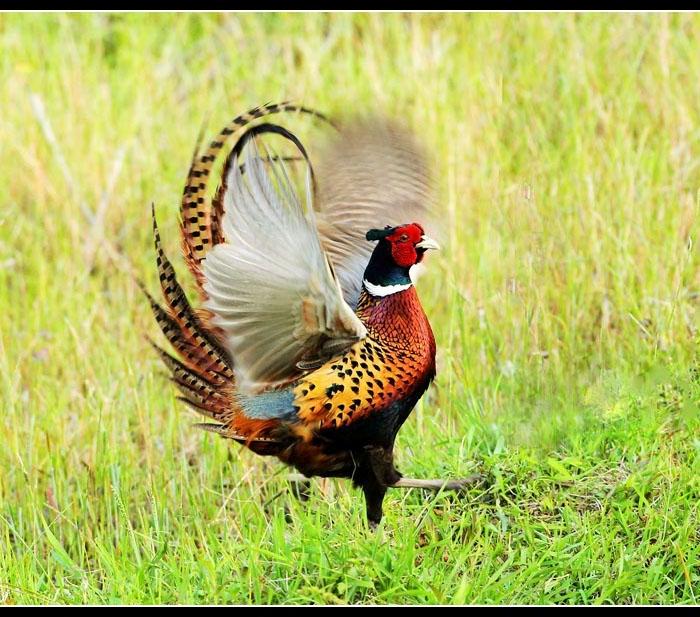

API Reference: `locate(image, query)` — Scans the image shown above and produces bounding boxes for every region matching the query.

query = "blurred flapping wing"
[203,141,366,393]
[315,119,435,308]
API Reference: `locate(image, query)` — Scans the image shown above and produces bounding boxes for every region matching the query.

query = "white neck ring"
[363,279,412,297]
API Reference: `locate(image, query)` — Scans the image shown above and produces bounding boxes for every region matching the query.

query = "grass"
[1,11,699,604]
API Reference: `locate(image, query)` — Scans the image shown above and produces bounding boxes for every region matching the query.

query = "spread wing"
[315,119,436,308]
[202,141,366,394]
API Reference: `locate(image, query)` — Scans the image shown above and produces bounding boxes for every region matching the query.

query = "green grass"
[1,12,699,604]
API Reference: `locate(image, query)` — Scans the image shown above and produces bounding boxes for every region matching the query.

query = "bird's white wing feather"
[203,142,366,393]
[315,119,435,308]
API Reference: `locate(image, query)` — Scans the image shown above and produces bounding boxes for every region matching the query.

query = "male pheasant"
[144,102,471,526]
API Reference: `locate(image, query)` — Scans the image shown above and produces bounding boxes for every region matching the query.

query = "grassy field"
[1,12,699,604]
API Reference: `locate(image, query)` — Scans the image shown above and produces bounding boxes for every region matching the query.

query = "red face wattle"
[385,223,426,268]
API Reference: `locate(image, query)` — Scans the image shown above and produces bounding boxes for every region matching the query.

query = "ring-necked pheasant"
[143,102,476,527]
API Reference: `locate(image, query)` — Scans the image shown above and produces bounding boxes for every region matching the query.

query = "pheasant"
[143,102,475,527]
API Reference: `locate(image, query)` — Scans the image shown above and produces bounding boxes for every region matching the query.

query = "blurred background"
[1,13,699,604]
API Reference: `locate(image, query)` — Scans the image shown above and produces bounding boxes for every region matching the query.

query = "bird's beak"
[416,235,440,251]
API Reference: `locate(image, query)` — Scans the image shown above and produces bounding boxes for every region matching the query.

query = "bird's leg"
[361,477,387,530]
[389,475,483,491]
[363,444,401,485]
[358,445,401,529]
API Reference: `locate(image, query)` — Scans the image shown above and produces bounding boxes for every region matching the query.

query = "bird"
[143,102,477,527]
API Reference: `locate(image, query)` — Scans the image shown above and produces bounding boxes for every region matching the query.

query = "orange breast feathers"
[292,287,436,431]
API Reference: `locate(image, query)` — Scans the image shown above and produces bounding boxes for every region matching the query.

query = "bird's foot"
[389,474,484,492]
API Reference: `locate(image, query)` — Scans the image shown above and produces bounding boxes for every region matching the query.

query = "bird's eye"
[399,234,409,242]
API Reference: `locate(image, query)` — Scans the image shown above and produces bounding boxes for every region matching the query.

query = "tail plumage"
[145,102,332,449]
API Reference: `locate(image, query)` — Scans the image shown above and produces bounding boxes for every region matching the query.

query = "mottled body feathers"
[281,285,436,477]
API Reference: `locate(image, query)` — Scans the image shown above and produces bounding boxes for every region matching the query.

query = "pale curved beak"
[416,235,440,251]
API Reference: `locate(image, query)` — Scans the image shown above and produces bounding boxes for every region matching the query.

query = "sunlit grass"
[0,12,699,604]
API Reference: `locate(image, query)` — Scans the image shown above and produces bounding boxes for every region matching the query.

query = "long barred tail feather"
[151,204,234,378]
[226,121,318,193]
[140,287,225,384]
[192,421,286,455]
[180,102,334,296]
[149,341,231,417]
